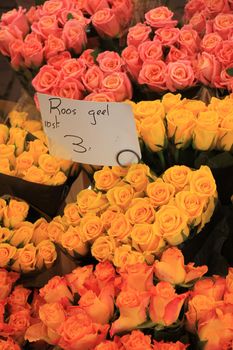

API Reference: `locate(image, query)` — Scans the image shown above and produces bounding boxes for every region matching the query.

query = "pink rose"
[166,60,195,91]
[44,34,65,60]
[52,77,84,100]
[1,6,29,37]
[80,49,95,67]
[138,40,163,63]
[31,15,60,40]
[92,8,121,38]
[196,52,221,86]
[41,0,64,16]
[0,27,22,56]
[62,19,87,54]
[47,51,71,69]
[189,11,206,34]
[32,65,60,94]
[217,66,233,90]
[201,33,222,53]
[23,38,44,68]
[9,39,24,69]
[84,92,116,102]
[58,9,90,28]
[84,0,110,16]
[184,0,205,20]
[121,45,142,80]
[205,0,230,18]
[216,41,233,66]
[101,72,132,101]
[26,6,41,24]
[97,51,124,73]
[61,58,86,79]
[127,23,152,48]
[166,46,189,63]
[111,0,133,27]
[178,27,200,54]
[229,0,233,9]
[138,61,167,91]
[145,6,177,29]
[155,27,180,46]
[82,66,104,92]
[213,14,233,40]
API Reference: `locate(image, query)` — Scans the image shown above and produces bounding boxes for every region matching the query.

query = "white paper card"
[37,93,141,166]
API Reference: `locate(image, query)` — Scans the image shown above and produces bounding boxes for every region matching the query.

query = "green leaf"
[136,320,157,329]
[67,13,74,20]
[226,67,233,76]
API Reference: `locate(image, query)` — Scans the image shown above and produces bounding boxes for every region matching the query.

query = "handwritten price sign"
[37,94,141,166]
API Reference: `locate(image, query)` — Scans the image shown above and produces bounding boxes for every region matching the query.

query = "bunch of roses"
[0,110,75,185]
[0,198,57,273]
[25,257,203,349]
[121,6,198,93]
[0,0,133,71]
[32,48,132,102]
[185,268,233,350]
[0,269,35,348]
[48,163,217,266]
[129,93,233,153]
[185,0,233,91]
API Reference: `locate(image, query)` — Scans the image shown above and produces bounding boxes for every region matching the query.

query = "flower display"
[0,197,57,273]
[48,163,217,266]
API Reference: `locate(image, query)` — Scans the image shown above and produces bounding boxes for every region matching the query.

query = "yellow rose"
[134,100,165,120]
[175,191,206,226]
[0,158,13,176]
[189,166,217,198]
[27,139,48,164]
[0,198,6,221]
[47,217,65,242]
[58,158,73,174]
[77,189,108,215]
[12,243,36,272]
[0,227,12,242]
[155,205,189,245]
[47,171,67,185]
[125,198,155,224]
[61,226,88,256]
[38,154,60,176]
[63,203,81,226]
[7,127,27,156]
[218,113,233,151]
[8,110,27,128]
[124,164,153,193]
[106,184,134,210]
[3,199,29,228]
[31,218,49,246]
[184,100,207,116]
[162,165,191,192]
[10,221,34,247]
[91,236,115,262]
[209,97,233,122]
[162,93,183,113]
[23,120,42,133]
[135,118,141,137]
[107,213,132,243]
[193,111,219,150]
[36,240,57,269]
[131,223,165,254]
[112,244,132,267]
[0,124,9,144]
[126,251,146,266]
[94,166,120,191]
[146,178,175,208]
[80,214,104,243]
[15,151,34,176]
[0,144,16,166]
[111,165,130,177]
[100,205,122,229]
[166,108,196,148]
[31,130,48,145]
[0,243,17,267]
[140,115,166,152]
[23,166,49,184]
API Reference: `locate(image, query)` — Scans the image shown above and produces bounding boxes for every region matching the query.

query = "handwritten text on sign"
[37,94,141,166]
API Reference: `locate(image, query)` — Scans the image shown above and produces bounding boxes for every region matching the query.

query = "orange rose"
[121,330,152,350]
[63,203,81,226]
[0,158,13,176]
[12,243,37,273]
[0,243,17,267]
[189,166,217,198]
[94,261,116,290]
[106,184,135,210]
[94,341,119,350]
[0,227,12,243]
[153,340,188,350]
[40,276,73,303]
[0,198,7,221]
[146,179,175,208]
[32,218,49,246]
[47,218,65,242]
[193,276,226,301]
[8,309,31,338]
[80,214,104,243]
[124,164,152,193]
[149,282,188,326]
[0,338,21,349]
[0,269,19,301]
[28,139,48,164]
[100,206,122,230]
[119,262,153,292]
[184,263,208,284]
[79,285,114,324]
[91,236,115,262]
[110,290,150,335]
[36,240,57,269]
[61,226,88,256]
[94,166,120,191]
[39,302,66,330]
[226,268,233,293]
[77,189,108,215]
[131,223,165,254]
[8,285,31,313]
[3,199,29,228]
[162,165,191,192]
[107,213,132,243]
[66,265,94,295]
[126,198,155,224]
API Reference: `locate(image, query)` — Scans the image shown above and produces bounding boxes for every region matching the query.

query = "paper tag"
[37,94,141,166]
